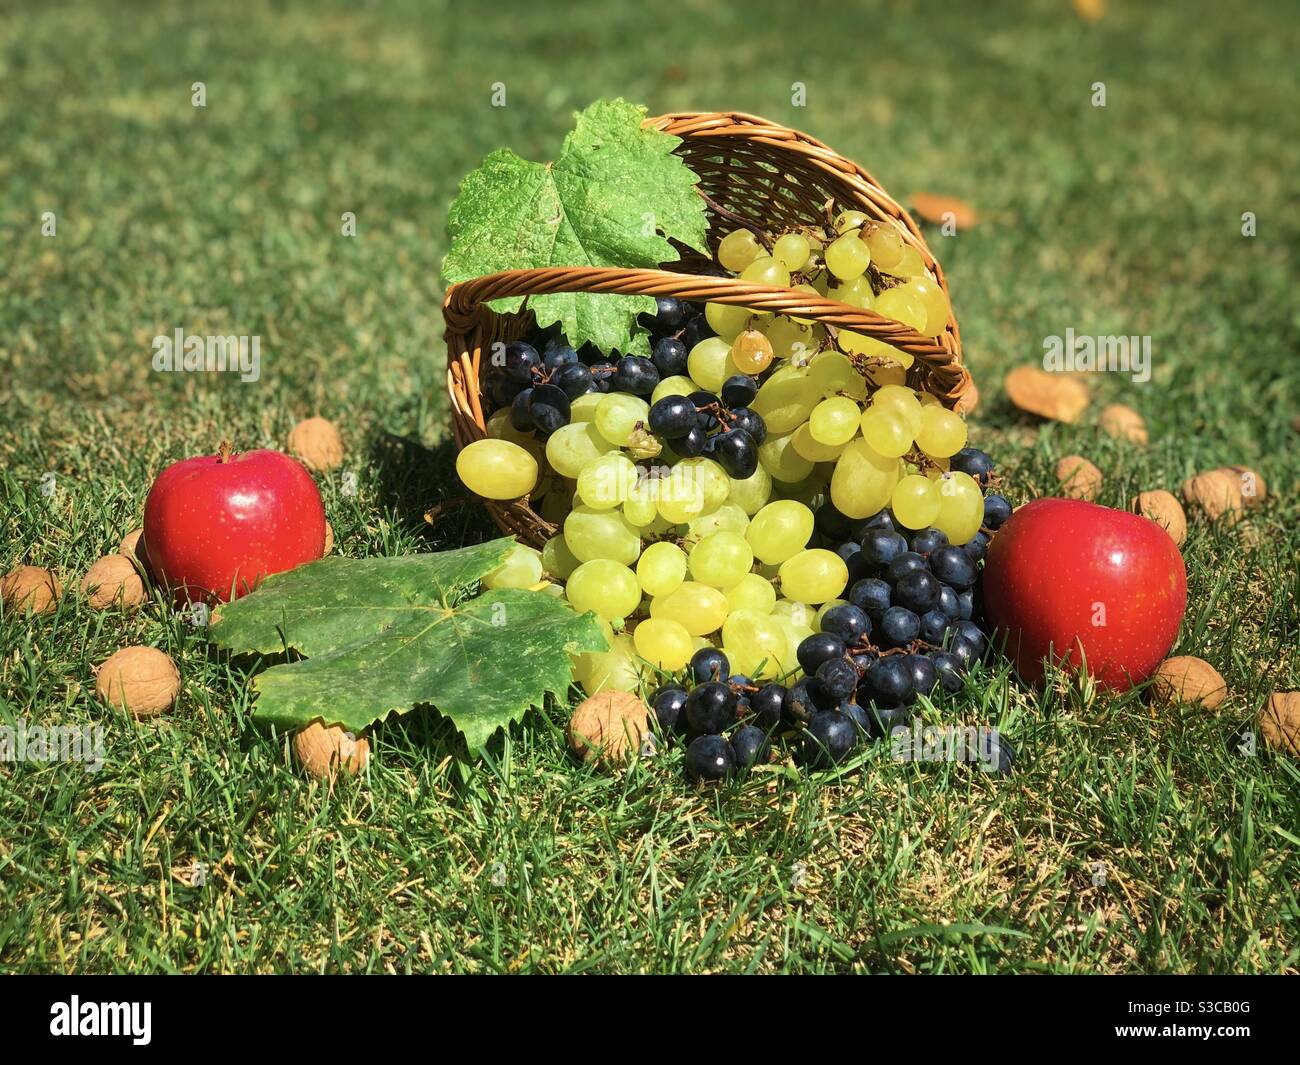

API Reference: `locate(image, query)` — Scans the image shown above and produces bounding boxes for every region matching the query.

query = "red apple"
[144,444,326,604]
[983,498,1187,691]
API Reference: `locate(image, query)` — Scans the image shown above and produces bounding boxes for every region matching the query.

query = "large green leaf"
[441,98,709,355]
[209,539,608,751]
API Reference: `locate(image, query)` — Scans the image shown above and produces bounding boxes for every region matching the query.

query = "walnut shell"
[1,565,62,615]
[95,646,180,718]
[910,192,978,229]
[1215,466,1266,508]
[323,520,335,555]
[1004,366,1090,423]
[1181,470,1243,522]
[79,554,146,610]
[1259,692,1300,758]
[288,417,345,473]
[118,528,144,557]
[1150,656,1227,709]
[567,691,651,765]
[1099,403,1148,445]
[293,721,369,780]
[1056,455,1103,500]
[1131,490,1187,546]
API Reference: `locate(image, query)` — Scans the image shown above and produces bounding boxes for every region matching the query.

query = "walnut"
[1055,455,1103,500]
[1131,490,1187,546]
[293,721,369,780]
[1150,656,1227,709]
[567,691,651,765]
[95,646,180,718]
[79,554,146,609]
[288,417,345,473]
[1,565,61,615]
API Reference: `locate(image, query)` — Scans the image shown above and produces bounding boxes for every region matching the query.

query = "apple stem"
[218,440,234,464]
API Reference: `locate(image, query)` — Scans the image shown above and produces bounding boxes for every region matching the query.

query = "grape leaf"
[441,98,709,355]
[209,538,608,751]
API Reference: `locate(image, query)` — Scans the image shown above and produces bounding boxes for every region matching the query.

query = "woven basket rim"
[442,109,972,549]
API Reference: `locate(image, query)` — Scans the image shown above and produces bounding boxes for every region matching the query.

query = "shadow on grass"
[370,430,499,551]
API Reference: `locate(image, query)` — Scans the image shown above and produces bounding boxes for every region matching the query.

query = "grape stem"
[694,189,773,251]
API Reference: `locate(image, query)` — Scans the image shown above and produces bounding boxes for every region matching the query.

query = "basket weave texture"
[444,111,972,548]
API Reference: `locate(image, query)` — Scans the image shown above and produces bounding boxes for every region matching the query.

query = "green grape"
[891,473,942,529]
[751,363,820,434]
[772,231,811,271]
[705,302,751,341]
[675,457,731,511]
[483,543,544,589]
[746,499,815,565]
[564,506,641,564]
[934,471,984,544]
[484,408,545,461]
[896,276,950,336]
[872,384,924,435]
[622,477,660,526]
[727,465,773,516]
[717,228,763,272]
[687,335,735,392]
[594,393,649,447]
[813,598,848,628]
[824,233,871,280]
[777,549,849,605]
[656,468,706,523]
[758,431,815,483]
[577,452,637,509]
[573,631,641,697]
[569,392,604,424]
[688,530,754,589]
[546,422,616,478]
[835,209,868,233]
[837,329,889,361]
[771,469,829,508]
[859,405,914,458]
[724,572,777,615]
[830,438,900,518]
[633,618,694,671]
[891,243,925,277]
[809,396,861,446]
[916,405,968,458]
[537,489,571,527]
[874,286,927,332]
[865,360,909,389]
[829,275,875,309]
[792,422,848,462]
[731,329,774,374]
[864,223,905,271]
[762,314,814,359]
[771,617,812,674]
[651,374,697,404]
[649,581,729,636]
[686,502,750,542]
[808,350,868,401]
[455,439,539,500]
[740,255,791,289]
[721,610,788,680]
[772,598,816,627]
[567,559,641,622]
[637,541,687,597]
[787,283,821,327]
[541,535,580,580]
[810,271,832,295]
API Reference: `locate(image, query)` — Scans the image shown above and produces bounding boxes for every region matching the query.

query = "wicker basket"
[444,111,972,549]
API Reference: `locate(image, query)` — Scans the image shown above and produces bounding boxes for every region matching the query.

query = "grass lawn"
[1,0,1298,973]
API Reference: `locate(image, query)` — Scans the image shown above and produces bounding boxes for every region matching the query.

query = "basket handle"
[442,266,970,404]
